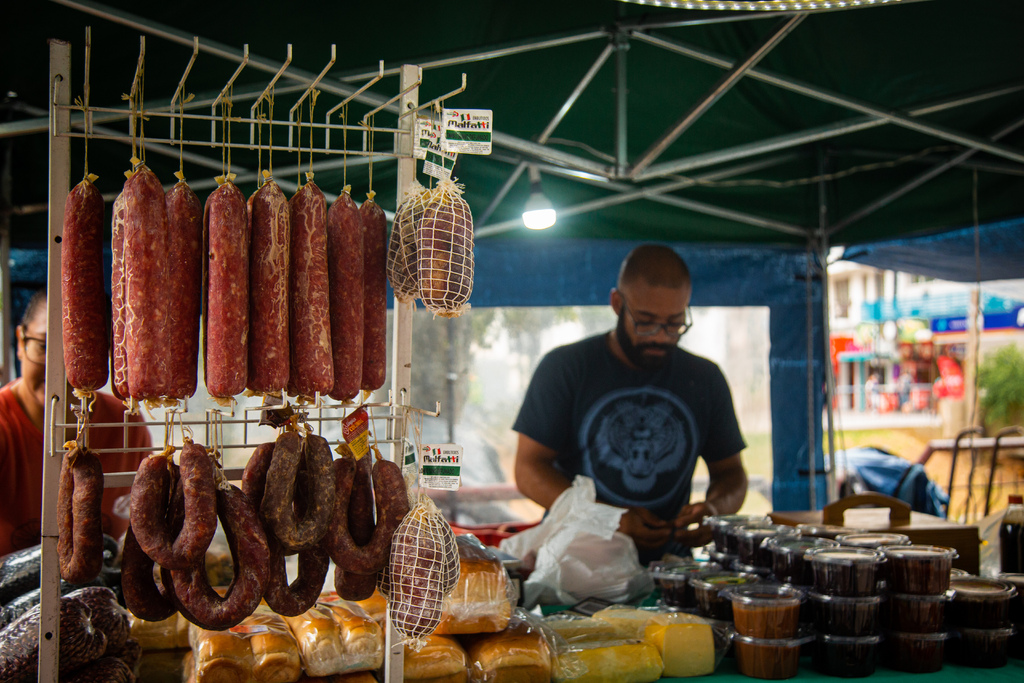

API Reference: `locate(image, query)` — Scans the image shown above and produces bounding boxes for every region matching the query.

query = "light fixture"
[522,165,556,230]
[617,0,909,10]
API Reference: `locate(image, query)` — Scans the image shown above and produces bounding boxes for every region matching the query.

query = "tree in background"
[978,344,1024,431]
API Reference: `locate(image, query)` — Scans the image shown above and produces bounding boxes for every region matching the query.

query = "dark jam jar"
[884,546,958,595]
[888,593,947,633]
[725,584,805,639]
[650,561,721,609]
[947,577,1018,629]
[766,536,839,586]
[999,573,1024,623]
[734,523,800,568]
[883,630,948,673]
[807,547,886,597]
[797,524,869,540]
[705,515,768,556]
[808,592,884,637]
[812,633,882,678]
[690,570,761,621]
[949,626,1015,668]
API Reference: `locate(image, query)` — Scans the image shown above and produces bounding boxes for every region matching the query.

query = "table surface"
[678,656,1024,682]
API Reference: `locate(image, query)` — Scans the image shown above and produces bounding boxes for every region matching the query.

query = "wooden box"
[771,493,980,574]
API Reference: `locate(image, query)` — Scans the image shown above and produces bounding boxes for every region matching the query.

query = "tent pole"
[818,148,839,504]
[806,239,816,511]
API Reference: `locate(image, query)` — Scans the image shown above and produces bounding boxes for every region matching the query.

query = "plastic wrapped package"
[552,638,663,683]
[404,634,469,683]
[642,612,733,678]
[187,627,255,683]
[281,601,383,677]
[436,535,515,635]
[130,613,192,651]
[293,673,377,683]
[540,614,621,644]
[188,609,301,683]
[461,612,553,683]
[353,589,387,626]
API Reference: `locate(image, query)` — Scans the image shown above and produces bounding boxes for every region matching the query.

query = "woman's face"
[16,303,47,408]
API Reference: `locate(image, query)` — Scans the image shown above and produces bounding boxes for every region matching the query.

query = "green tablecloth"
[691,656,1024,682]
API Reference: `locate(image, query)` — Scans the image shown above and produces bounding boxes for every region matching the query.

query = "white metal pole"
[39,37,72,683]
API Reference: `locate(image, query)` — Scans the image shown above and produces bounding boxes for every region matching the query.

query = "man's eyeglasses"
[622,300,693,338]
[21,335,46,364]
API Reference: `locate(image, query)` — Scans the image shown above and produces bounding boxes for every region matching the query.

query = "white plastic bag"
[500,476,653,608]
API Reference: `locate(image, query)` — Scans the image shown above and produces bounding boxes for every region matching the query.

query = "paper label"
[341,408,370,460]
[442,108,492,155]
[422,148,456,181]
[419,443,462,491]
[229,624,270,634]
[414,115,440,160]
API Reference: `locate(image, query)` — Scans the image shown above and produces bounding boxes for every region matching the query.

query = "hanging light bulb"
[522,165,556,230]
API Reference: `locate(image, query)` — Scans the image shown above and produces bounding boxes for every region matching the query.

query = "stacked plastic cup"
[945,576,1018,668]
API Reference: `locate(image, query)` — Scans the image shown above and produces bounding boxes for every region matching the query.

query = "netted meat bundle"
[416,180,474,317]
[387,181,429,302]
[384,493,460,649]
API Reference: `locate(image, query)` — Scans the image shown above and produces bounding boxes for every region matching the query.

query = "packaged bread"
[435,535,513,635]
[282,600,383,677]
[404,634,469,683]
[130,612,191,651]
[540,615,620,644]
[293,673,377,683]
[188,609,301,683]
[554,639,663,683]
[461,614,552,683]
[354,589,387,626]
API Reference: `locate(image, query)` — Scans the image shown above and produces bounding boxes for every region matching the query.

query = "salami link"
[334,567,378,602]
[123,165,172,399]
[323,455,409,574]
[60,177,109,392]
[360,194,388,391]
[169,484,269,630]
[247,180,291,394]
[204,181,250,398]
[326,189,364,401]
[240,441,275,505]
[110,191,130,399]
[129,442,216,569]
[120,524,177,622]
[57,445,105,584]
[261,432,336,552]
[288,181,333,398]
[349,452,375,546]
[165,180,203,399]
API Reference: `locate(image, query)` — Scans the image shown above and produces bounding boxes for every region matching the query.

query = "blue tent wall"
[469,237,827,511]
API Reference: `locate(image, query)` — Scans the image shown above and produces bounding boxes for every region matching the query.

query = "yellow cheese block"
[590,606,657,639]
[643,613,715,678]
[558,640,663,683]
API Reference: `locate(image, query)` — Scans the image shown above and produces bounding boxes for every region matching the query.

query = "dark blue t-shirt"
[513,334,746,525]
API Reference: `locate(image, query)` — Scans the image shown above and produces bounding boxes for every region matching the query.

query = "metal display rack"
[40,34,450,683]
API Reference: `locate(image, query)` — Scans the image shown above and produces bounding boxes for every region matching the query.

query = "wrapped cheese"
[435,535,514,635]
[643,612,717,678]
[554,639,662,683]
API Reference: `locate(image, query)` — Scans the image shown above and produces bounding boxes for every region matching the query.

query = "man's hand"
[618,507,672,550]
[671,501,716,548]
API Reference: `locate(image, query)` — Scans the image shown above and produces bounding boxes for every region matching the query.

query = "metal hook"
[361,67,422,124]
[171,37,199,142]
[398,73,467,121]
[211,44,249,145]
[325,60,384,150]
[83,27,91,137]
[288,44,336,152]
[127,36,146,146]
[249,44,291,146]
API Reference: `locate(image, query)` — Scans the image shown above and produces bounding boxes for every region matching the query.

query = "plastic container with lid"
[947,576,1018,629]
[998,572,1024,624]
[766,536,839,586]
[650,560,721,609]
[887,592,947,633]
[884,545,958,595]
[733,632,815,680]
[812,633,882,678]
[949,626,1016,668]
[705,514,768,555]
[806,547,886,597]
[724,584,805,639]
[808,592,884,637]
[834,532,911,549]
[797,523,869,540]
[734,523,800,568]
[732,562,774,579]
[882,630,949,673]
[690,570,761,621]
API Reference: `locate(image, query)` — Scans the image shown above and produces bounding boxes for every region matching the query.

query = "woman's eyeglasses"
[21,335,46,364]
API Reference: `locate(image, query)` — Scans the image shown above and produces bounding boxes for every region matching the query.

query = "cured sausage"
[57,445,105,584]
[326,188,364,401]
[360,193,388,391]
[110,191,130,400]
[61,177,108,392]
[333,568,378,602]
[323,455,409,574]
[349,452,375,546]
[417,179,475,318]
[288,180,333,398]
[240,441,275,506]
[165,179,203,399]
[129,441,216,569]
[247,180,291,394]
[261,432,336,552]
[123,165,172,399]
[169,484,269,630]
[120,524,177,622]
[204,181,250,399]
[386,181,427,302]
